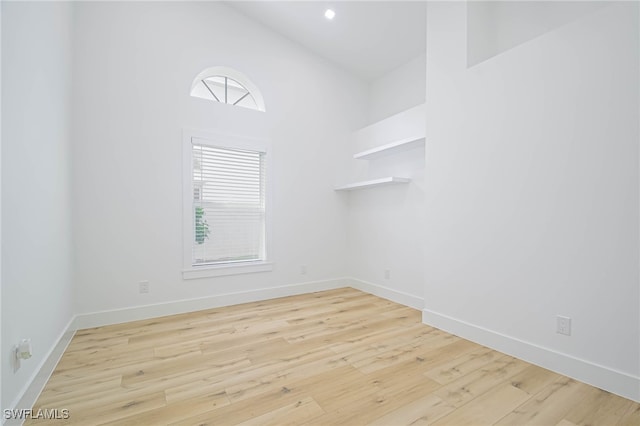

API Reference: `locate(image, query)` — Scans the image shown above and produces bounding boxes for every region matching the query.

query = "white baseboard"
[347,278,424,310]
[4,317,76,426]
[422,307,640,403]
[4,278,350,424]
[73,278,349,330]
[17,278,637,426]
[7,276,418,423]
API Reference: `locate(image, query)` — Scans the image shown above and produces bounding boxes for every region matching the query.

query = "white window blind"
[191,142,266,266]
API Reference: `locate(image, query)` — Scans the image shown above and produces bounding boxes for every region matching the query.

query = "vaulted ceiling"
[226,1,427,82]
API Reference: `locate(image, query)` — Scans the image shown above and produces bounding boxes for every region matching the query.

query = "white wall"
[1,1,75,410]
[346,56,426,307]
[467,1,607,67]
[71,2,368,316]
[368,53,426,123]
[424,2,639,401]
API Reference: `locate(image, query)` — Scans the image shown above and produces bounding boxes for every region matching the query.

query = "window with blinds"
[191,142,266,266]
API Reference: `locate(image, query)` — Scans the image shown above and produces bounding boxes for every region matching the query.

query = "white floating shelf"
[334,176,410,191]
[354,136,425,160]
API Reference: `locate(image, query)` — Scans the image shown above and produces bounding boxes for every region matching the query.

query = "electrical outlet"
[300,265,307,275]
[384,269,391,280]
[557,315,571,336]
[12,339,33,372]
[139,281,150,294]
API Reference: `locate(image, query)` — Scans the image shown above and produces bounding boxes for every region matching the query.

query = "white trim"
[5,317,76,426]
[334,177,411,191]
[9,281,638,426]
[182,128,273,280]
[346,277,424,310]
[73,278,349,330]
[182,261,273,279]
[4,279,348,424]
[422,307,640,403]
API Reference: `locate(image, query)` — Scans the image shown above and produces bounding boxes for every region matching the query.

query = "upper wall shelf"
[354,136,425,160]
[337,104,425,193]
[334,176,410,191]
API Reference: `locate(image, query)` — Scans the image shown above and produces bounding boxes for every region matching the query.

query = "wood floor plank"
[23,288,639,426]
[555,420,579,426]
[434,355,530,407]
[349,377,442,424]
[432,381,531,426]
[167,385,311,426]
[284,365,372,412]
[352,330,460,374]
[328,322,435,355]
[424,345,500,385]
[494,376,593,425]
[619,401,640,426]
[224,349,349,403]
[100,390,230,426]
[35,375,123,407]
[32,391,166,425]
[120,356,252,396]
[562,387,636,426]
[235,396,325,426]
[507,363,560,396]
[365,394,455,426]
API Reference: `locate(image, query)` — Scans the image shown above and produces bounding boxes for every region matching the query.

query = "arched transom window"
[190,66,266,112]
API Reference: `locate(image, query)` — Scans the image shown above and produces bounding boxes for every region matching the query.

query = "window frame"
[182,128,273,279]
[194,75,260,111]
[190,66,266,112]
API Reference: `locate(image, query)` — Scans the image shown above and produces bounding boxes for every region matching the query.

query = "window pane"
[192,143,265,266]
[192,206,263,264]
[227,87,249,106]
[235,93,259,110]
[202,76,226,103]
[191,82,215,101]
[226,78,249,105]
[190,72,263,112]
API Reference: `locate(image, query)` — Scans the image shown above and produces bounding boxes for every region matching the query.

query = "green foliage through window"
[195,207,210,244]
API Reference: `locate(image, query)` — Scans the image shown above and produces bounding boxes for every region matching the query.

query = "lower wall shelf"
[334,176,410,191]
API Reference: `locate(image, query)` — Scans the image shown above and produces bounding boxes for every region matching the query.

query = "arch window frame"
[190,66,266,112]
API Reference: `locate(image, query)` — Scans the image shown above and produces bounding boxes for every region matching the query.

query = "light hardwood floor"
[26,288,639,425]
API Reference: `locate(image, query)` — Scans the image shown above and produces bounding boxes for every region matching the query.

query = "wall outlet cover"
[557,316,571,336]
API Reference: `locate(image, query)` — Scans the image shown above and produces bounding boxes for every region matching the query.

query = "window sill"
[182,261,273,280]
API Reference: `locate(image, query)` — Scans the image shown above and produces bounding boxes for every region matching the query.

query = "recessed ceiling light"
[324,9,336,20]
